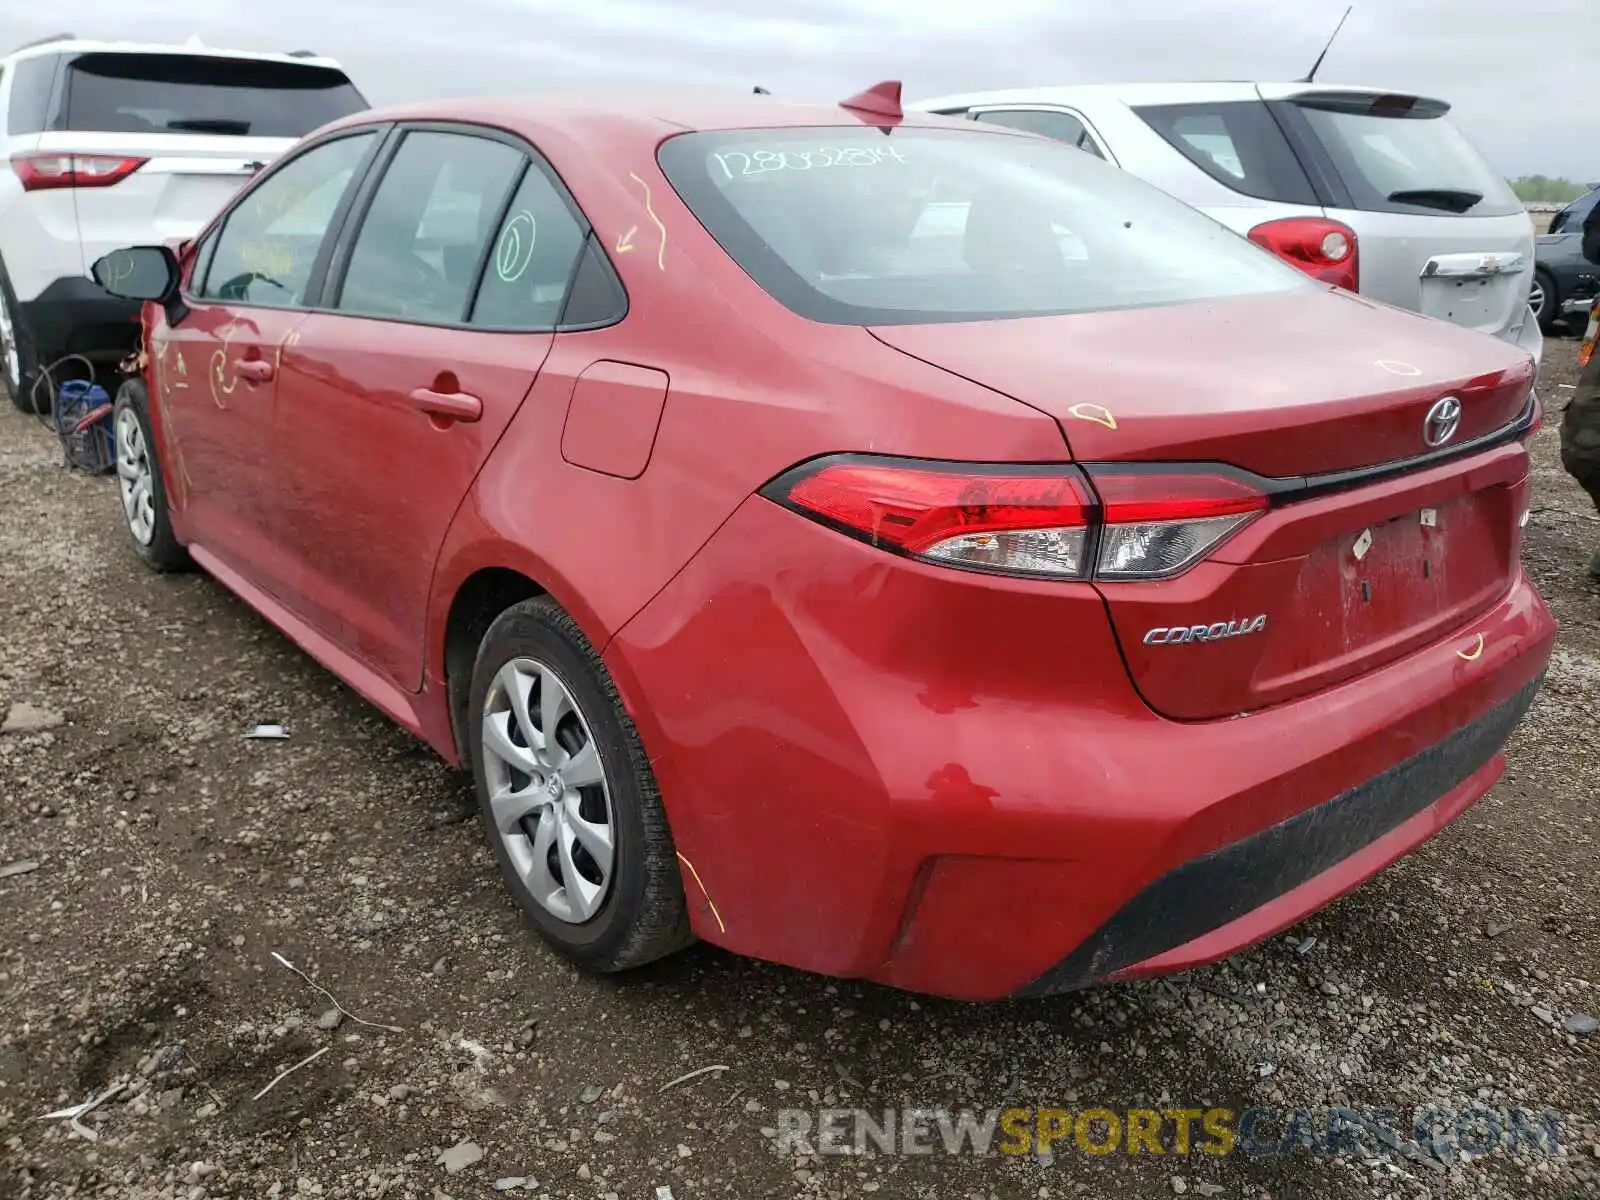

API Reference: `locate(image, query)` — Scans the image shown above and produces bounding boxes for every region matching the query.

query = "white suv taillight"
[1247,216,1359,292]
[764,457,1268,582]
[10,153,148,191]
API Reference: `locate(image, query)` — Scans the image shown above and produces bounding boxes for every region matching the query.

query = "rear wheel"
[467,597,691,972]
[0,261,43,414]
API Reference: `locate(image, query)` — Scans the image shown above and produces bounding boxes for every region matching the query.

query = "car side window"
[335,130,523,324]
[1551,191,1597,234]
[973,109,1106,160]
[195,132,375,307]
[1561,190,1600,234]
[469,162,589,329]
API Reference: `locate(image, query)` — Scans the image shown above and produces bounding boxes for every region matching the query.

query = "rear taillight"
[1248,217,1359,292]
[764,457,1267,581]
[1085,466,1267,580]
[10,153,148,191]
[778,460,1096,578]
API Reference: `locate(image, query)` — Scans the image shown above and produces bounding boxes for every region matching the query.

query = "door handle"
[408,387,483,423]
[236,359,274,382]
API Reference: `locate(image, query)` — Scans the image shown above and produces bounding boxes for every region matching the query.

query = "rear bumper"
[18,276,143,363]
[1018,675,1539,994]
[608,496,1558,1001]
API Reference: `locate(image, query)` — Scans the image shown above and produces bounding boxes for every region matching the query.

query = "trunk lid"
[869,290,1534,475]
[870,289,1535,719]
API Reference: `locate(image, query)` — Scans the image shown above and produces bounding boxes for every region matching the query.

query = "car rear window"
[657,126,1311,326]
[1132,101,1319,206]
[61,53,367,138]
[1291,95,1523,218]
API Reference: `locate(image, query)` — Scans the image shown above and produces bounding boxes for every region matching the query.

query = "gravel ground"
[1,337,1597,1200]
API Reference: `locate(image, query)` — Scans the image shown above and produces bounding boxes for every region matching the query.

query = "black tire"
[467,596,691,972]
[112,378,191,572]
[0,258,45,414]
[1532,268,1559,334]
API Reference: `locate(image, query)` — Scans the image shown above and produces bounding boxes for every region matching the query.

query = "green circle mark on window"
[495,210,538,283]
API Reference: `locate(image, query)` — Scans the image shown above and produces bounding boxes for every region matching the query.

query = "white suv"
[0,35,368,410]
[911,83,1542,363]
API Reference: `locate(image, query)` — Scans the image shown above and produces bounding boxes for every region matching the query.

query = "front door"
[155,130,380,589]
[272,127,590,690]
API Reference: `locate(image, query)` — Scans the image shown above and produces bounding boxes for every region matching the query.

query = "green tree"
[1511,175,1588,204]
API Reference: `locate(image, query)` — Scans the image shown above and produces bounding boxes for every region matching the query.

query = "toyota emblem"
[1422,396,1462,448]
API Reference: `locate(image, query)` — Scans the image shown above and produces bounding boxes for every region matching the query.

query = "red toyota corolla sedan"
[91,84,1556,1001]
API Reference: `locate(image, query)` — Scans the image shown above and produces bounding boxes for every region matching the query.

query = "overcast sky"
[6,0,1597,182]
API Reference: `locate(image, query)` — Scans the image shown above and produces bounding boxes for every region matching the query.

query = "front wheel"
[113,379,190,571]
[467,597,691,972]
[1531,268,1558,333]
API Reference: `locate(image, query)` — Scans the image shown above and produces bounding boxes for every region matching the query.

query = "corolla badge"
[1143,616,1268,646]
[1422,396,1462,448]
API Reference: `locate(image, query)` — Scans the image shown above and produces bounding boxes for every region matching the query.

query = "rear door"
[273,125,591,691]
[1265,88,1538,348]
[36,51,367,274]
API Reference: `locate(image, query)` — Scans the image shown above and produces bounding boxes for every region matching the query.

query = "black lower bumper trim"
[18,275,143,363]
[1016,675,1544,997]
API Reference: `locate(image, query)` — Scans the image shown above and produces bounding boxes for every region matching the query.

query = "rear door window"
[469,162,589,329]
[1290,96,1522,217]
[972,109,1106,159]
[1133,101,1319,205]
[334,130,524,325]
[61,53,367,137]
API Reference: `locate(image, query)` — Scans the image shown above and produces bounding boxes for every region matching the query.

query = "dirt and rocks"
[1,338,1597,1200]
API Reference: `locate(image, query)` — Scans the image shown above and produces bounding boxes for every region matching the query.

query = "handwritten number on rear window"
[712,145,907,180]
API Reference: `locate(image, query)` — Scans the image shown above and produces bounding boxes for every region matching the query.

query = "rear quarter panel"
[0,134,83,301]
[426,119,1068,682]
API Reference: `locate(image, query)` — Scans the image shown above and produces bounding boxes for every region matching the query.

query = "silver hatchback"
[910,82,1541,361]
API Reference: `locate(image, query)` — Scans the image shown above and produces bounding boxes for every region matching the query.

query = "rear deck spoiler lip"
[1258,392,1538,504]
[1273,87,1452,119]
[1064,390,1537,507]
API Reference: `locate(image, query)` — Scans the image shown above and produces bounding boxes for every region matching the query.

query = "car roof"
[321,89,976,142]
[4,35,344,71]
[912,81,1447,112]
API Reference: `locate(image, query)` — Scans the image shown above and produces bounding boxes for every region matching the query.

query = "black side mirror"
[91,246,180,303]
